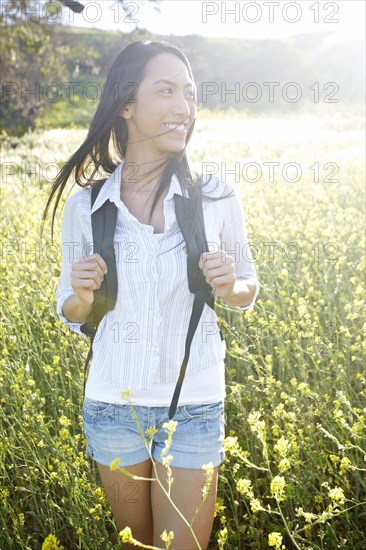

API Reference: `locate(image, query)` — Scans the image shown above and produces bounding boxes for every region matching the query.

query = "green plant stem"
[275,500,302,550]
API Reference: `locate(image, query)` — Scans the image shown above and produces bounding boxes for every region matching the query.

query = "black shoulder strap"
[168,182,216,419]
[80,180,118,339]
[174,183,214,305]
[80,179,118,392]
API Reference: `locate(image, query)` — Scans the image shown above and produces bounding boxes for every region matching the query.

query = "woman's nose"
[172,95,191,117]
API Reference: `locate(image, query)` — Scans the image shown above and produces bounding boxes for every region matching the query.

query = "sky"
[61,0,365,41]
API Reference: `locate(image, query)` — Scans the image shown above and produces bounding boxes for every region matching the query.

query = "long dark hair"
[41,40,235,244]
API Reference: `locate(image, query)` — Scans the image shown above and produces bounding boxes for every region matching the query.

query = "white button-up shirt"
[56,161,260,391]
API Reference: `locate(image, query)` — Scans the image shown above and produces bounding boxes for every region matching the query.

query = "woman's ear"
[118,104,133,120]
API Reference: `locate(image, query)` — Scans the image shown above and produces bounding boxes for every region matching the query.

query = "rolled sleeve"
[220,185,260,311]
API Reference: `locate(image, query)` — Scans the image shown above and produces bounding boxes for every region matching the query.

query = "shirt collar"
[91,159,186,214]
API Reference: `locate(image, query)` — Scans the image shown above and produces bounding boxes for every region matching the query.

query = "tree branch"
[59,0,85,13]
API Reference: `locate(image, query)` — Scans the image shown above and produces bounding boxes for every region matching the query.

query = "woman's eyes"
[160,88,196,99]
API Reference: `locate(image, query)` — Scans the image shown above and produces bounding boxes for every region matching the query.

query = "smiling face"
[119,52,197,160]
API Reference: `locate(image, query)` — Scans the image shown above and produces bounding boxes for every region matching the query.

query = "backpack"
[80,176,223,420]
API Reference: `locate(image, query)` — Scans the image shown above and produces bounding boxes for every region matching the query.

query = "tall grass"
[1,108,365,549]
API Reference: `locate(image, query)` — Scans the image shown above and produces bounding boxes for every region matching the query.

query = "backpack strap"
[175,184,215,304]
[168,182,215,419]
[80,179,118,390]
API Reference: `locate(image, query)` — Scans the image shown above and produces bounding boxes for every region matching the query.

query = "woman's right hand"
[70,253,108,305]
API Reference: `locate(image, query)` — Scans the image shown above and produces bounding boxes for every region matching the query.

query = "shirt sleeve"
[55,192,89,337]
[219,185,260,311]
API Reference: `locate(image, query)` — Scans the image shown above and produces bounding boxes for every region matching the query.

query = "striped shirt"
[56,160,260,392]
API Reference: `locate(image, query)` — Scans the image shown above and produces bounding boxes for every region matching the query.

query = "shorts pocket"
[82,398,115,421]
[180,401,224,421]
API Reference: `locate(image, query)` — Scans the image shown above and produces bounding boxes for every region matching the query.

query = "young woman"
[43,41,259,549]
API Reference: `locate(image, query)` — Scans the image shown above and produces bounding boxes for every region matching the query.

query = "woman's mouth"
[163,122,188,135]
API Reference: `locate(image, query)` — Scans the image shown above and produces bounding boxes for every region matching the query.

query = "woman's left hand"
[198,250,237,299]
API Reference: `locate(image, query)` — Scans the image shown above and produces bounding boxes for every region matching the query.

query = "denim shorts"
[82,397,226,469]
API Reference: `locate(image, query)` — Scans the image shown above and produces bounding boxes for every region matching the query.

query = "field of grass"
[1,107,365,549]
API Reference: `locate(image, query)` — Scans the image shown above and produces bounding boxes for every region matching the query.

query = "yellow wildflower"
[248,410,265,433]
[162,454,173,467]
[161,420,178,457]
[250,498,264,513]
[268,531,283,548]
[160,529,174,549]
[146,425,158,439]
[218,526,228,549]
[59,428,69,440]
[223,436,240,455]
[119,526,133,543]
[59,415,72,427]
[214,498,226,517]
[18,513,25,525]
[41,534,64,550]
[296,507,318,523]
[201,462,214,502]
[339,457,352,475]
[162,419,178,433]
[278,458,291,472]
[329,486,346,506]
[270,476,286,501]
[236,478,254,499]
[202,461,214,474]
[0,488,10,504]
[109,458,121,471]
[274,436,290,456]
[120,389,133,400]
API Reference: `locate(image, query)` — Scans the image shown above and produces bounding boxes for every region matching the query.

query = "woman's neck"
[121,151,169,192]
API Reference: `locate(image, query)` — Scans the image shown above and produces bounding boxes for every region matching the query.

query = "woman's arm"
[199,181,260,311]
[223,277,258,309]
[61,294,93,323]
